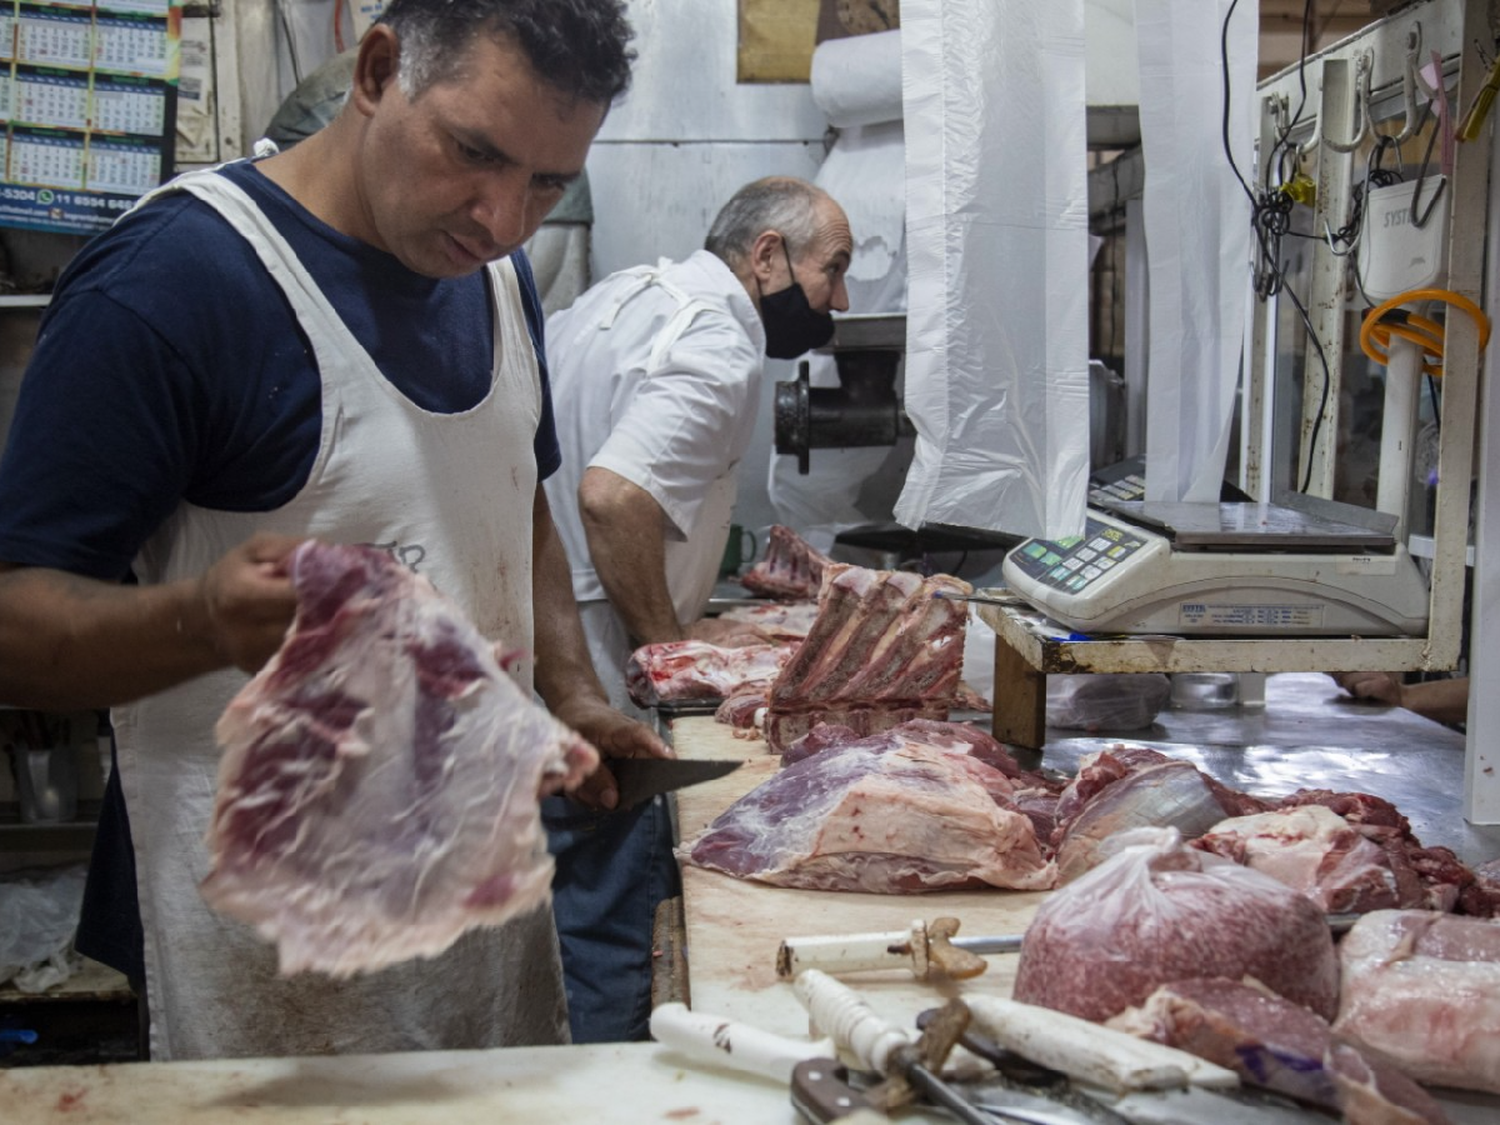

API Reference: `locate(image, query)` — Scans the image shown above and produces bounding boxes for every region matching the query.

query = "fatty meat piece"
[1108,977,1448,1124]
[1013,827,1339,1022]
[717,600,819,639]
[1194,804,1431,914]
[739,524,831,600]
[1334,909,1500,1094]
[625,640,794,707]
[683,720,1056,893]
[203,541,597,977]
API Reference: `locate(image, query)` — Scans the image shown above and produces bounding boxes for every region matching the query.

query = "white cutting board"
[0,1042,809,1124]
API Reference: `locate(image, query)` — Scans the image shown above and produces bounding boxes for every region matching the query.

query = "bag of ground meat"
[1013,827,1339,1022]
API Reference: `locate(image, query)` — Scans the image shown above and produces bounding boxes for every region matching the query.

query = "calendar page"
[0,0,179,235]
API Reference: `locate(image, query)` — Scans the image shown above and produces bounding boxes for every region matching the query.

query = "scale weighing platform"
[1001,500,1430,637]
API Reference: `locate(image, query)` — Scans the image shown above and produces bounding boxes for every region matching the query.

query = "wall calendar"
[0,0,180,235]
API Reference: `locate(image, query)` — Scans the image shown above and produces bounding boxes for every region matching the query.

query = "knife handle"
[792,969,910,1075]
[778,919,927,980]
[650,1002,835,1083]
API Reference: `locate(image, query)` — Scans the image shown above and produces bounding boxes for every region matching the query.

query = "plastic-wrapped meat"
[1049,747,1268,884]
[1108,977,1448,1124]
[625,640,794,706]
[740,525,831,600]
[1013,827,1339,1022]
[682,720,1056,893]
[203,541,597,977]
[763,564,971,752]
[1194,804,1431,914]
[1334,909,1500,1094]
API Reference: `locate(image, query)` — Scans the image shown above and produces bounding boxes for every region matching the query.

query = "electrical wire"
[1222,0,1332,492]
[1359,288,1491,376]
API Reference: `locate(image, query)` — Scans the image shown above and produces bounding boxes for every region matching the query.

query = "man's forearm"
[578,468,684,647]
[1404,677,1471,726]
[0,567,223,710]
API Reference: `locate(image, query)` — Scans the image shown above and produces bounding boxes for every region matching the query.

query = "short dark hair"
[381,0,634,106]
[704,177,829,270]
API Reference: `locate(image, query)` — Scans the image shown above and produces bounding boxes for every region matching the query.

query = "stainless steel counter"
[1032,672,1500,867]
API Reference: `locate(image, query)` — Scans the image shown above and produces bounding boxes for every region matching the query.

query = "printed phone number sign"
[0,0,180,235]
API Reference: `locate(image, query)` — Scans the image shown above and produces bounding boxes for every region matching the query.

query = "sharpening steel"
[778,913,1363,980]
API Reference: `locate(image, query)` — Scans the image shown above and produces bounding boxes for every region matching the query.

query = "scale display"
[1002,504,1430,638]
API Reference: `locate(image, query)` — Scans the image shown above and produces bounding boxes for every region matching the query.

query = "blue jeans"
[543,793,679,1043]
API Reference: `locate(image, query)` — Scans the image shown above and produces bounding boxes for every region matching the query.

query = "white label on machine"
[1178,603,1326,629]
[1336,554,1397,576]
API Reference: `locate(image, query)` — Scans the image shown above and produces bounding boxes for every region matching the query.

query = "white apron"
[111,169,568,1060]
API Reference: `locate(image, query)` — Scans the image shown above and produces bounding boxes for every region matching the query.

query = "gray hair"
[382,0,634,105]
[704,177,828,270]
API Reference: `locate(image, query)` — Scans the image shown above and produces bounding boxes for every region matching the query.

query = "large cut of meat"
[625,640,794,707]
[762,564,971,752]
[1108,977,1448,1124]
[739,524,831,600]
[1333,909,1500,1094]
[1013,827,1339,1022]
[1049,746,1268,884]
[203,541,597,977]
[1194,804,1432,914]
[682,719,1056,893]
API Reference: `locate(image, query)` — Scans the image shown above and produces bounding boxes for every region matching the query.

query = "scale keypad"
[1008,517,1148,593]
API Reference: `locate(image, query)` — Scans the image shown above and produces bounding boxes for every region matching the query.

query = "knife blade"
[608,757,743,809]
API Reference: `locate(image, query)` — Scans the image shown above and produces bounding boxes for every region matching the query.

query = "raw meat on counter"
[1049,745,1268,883]
[762,564,971,752]
[1194,790,1496,917]
[739,524,831,600]
[682,719,1057,893]
[1333,909,1500,1094]
[717,600,819,639]
[1013,827,1340,1022]
[1195,804,1434,913]
[625,640,794,707]
[1108,977,1449,1124]
[203,541,597,977]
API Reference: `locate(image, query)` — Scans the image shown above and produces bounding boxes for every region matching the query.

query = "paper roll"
[811,30,904,128]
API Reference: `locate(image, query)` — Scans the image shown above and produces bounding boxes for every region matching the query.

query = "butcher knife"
[608,757,743,809]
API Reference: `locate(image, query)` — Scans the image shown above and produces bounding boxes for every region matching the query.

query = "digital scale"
[1002,496,1431,638]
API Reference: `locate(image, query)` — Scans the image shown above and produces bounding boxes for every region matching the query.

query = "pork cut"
[1013,827,1340,1022]
[1108,977,1448,1124]
[203,541,597,977]
[739,524,831,600]
[762,564,971,752]
[682,719,1056,893]
[625,640,794,707]
[1334,909,1500,1094]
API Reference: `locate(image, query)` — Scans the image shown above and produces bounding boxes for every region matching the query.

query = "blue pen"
[0,1029,38,1044]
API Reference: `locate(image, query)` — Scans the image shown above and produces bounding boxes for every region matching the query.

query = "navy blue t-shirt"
[0,160,561,981]
[0,158,560,580]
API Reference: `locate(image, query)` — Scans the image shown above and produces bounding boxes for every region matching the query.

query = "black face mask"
[757,240,835,359]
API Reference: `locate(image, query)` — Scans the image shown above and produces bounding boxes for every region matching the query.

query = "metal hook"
[1320,50,1374,154]
[1385,23,1426,144]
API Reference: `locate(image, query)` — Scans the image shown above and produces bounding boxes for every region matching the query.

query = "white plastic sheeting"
[894,0,1091,540]
[1137,0,1257,502]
